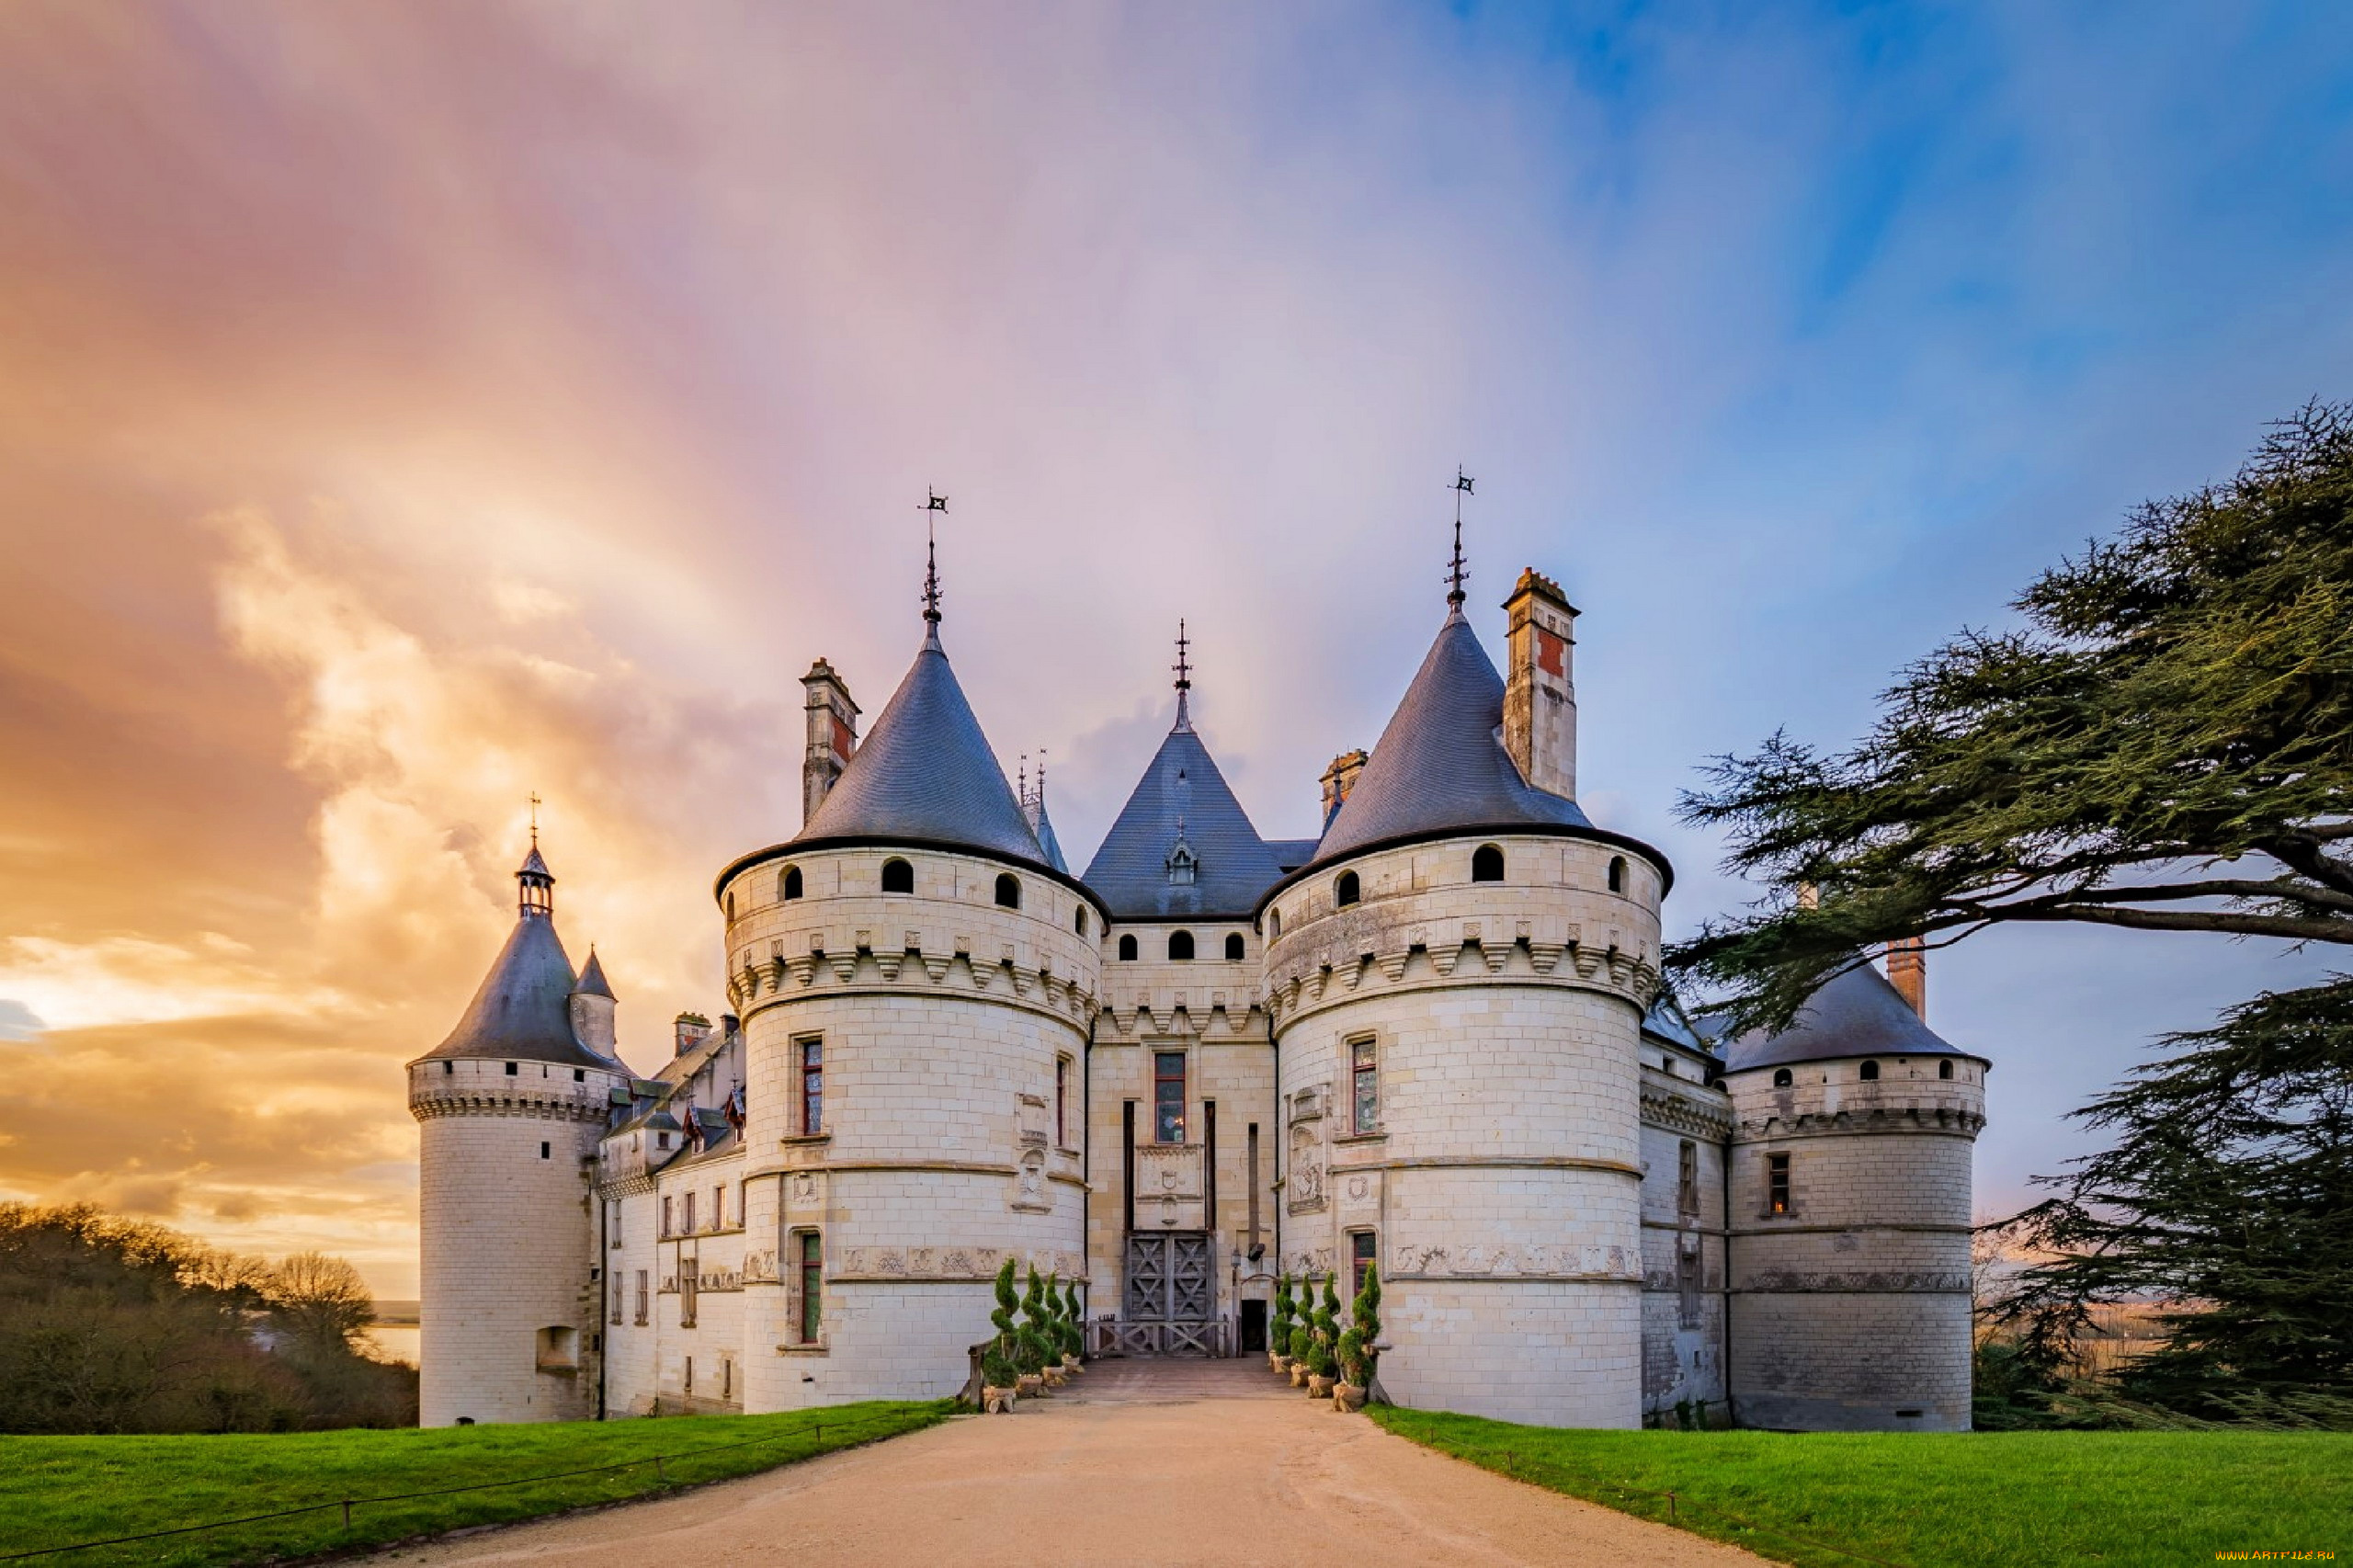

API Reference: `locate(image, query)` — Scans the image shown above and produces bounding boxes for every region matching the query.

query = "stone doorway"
[1106,1231,1221,1355]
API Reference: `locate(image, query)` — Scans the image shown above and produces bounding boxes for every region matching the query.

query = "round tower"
[1259,570,1669,1429]
[1719,953,1988,1431]
[720,578,1104,1410]
[407,842,628,1426]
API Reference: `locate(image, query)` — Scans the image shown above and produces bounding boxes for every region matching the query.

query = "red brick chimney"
[1886,937,1927,1019]
[801,658,858,825]
[1503,568,1578,800]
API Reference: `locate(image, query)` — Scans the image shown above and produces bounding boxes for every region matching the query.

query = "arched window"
[1118,934,1138,961]
[1472,845,1505,882]
[881,858,914,894]
[1074,907,1089,937]
[1859,1059,1881,1082]
[781,866,803,901]
[1336,871,1360,907]
[1267,909,1281,939]
[1607,856,1627,893]
[1224,932,1245,961]
[995,873,1021,909]
[1938,1059,1955,1081]
[1773,1067,1793,1088]
[1169,930,1194,961]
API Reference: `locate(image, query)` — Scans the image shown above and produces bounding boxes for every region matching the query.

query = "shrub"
[1347,1263,1381,1384]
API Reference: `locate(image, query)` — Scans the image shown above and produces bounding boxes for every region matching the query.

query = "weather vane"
[1173,619,1191,692]
[1448,466,1474,610]
[921,489,948,624]
[528,791,541,846]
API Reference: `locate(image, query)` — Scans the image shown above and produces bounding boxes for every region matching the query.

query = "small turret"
[571,948,619,1061]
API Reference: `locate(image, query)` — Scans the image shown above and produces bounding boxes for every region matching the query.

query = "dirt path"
[392,1361,1769,1567]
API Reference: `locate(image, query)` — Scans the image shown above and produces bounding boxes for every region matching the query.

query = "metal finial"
[1172,620,1194,731]
[529,791,541,846]
[1447,467,1474,613]
[921,489,948,626]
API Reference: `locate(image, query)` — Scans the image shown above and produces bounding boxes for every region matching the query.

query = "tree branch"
[1984,903,2353,943]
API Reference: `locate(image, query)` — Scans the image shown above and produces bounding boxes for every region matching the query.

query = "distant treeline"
[0,1202,416,1434]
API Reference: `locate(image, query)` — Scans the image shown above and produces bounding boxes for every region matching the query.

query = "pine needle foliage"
[1674,402,2353,1034]
[1989,976,2353,1415]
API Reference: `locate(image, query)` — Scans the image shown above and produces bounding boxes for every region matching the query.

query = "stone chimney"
[801,658,859,825]
[1886,937,1927,1019]
[674,1011,714,1057]
[1502,567,1578,800]
[1319,748,1368,830]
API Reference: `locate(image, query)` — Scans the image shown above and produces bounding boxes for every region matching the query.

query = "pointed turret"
[570,946,619,1062]
[790,555,1046,868]
[414,843,616,1069]
[1083,630,1283,918]
[1309,609,1589,868]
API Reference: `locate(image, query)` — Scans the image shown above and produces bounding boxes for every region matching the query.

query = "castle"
[407,549,1989,1433]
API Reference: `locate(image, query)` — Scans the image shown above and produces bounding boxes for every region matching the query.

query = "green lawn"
[1370,1406,2352,1567]
[0,1402,949,1567]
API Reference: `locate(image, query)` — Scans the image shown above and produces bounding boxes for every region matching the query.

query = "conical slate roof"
[1311,611,1588,867]
[1031,799,1070,874]
[1084,710,1286,919]
[1719,962,1983,1073]
[417,915,614,1068]
[794,632,1046,866]
[574,947,615,1000]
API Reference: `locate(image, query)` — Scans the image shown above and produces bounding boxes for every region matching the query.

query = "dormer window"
[1165,837,1198,887]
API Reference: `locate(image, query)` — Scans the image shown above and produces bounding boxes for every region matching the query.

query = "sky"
[1,1,2348,1298]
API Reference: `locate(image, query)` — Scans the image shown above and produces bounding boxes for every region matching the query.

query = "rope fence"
[1483,1448,1914,1568]
[4,1411,910,1563]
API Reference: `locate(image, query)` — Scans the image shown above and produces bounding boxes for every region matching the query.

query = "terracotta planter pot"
[1016,1373,1044,1398]
[1333,1382,1367,1412]
[982,1384,1017,1415]
[1290,1362,1310,1387]
[1307,1374,1335,1398]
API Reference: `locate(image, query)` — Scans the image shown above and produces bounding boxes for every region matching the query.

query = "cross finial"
[1447,467,1473,614]
[528,791,541,846]
[921,489,948,629]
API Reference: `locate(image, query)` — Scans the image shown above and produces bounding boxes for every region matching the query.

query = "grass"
[0,1401,949,1567]
[1370,1406,2353,1567]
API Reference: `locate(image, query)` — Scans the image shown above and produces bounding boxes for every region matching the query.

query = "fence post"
[1668,1491,1677,1522]
[342,1501,353,1530]
[654,1454,664,1483]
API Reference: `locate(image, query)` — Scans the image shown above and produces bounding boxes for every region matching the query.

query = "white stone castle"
[408,547,1989,1432]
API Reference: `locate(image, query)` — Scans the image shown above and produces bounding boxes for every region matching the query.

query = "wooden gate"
[1108,1232,1220,1356]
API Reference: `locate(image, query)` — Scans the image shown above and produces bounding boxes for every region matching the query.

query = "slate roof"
[792,630,1047,867]
[1030,799,1070,874]
[415,913,618,1069]
[1718,961,1984,1072]
[574,948,615,1000]
[1264,838,1320,873]
[1082,709,1287,919]
[1308,611,1589,867]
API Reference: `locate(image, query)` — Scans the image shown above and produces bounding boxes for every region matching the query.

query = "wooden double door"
[1120,1232,1215,1355]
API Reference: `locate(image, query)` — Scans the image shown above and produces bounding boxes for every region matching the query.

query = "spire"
[1172,619,1194,732]
[517,809,553,919]
[921,488,947,646]
[1447,467,1474,619]
[575,946,615,1001]
[413,831,617,1070]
